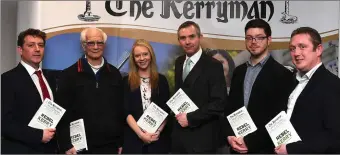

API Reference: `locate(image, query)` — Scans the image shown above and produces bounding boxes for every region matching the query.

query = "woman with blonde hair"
[122,39,171,154]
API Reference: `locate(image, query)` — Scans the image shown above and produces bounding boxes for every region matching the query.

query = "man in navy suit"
[275,27,340,154]
[1,28,58,153]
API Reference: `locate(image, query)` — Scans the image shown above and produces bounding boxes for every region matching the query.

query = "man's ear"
[267,36,272,45]
[81,43,86,51]
[315,44,323,57]
[17,46,23,56]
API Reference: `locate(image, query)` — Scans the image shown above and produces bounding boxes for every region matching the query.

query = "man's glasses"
[245,36,267,42]
[85,41,105,47]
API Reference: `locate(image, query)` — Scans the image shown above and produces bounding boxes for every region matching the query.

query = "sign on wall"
[17,1,339,92]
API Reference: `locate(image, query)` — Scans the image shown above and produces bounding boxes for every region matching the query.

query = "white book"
[28,98,66,130]
[265,111,301,147]
[70,119,88,152]
[166,88,198,115]
[137,102,168,133]
[227,106,257,137]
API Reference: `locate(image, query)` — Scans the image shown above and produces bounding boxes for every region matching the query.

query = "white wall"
[1,1,19,74]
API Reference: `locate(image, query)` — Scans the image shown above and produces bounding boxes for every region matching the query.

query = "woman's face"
[133,45,151,71]
[212,53,230,84]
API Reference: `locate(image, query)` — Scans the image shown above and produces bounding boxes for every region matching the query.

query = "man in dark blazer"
[1,28,58,153]
[171,21,228,153]
[226,19,295,153]
[275,27,340,154]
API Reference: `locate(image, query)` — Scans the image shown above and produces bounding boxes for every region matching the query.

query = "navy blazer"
[1,63,58,154]
[226,56,295,153]
[122,73,171,154]
[287,65,340,153]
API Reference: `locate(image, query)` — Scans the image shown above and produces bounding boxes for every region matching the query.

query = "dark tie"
[35,70,51,100]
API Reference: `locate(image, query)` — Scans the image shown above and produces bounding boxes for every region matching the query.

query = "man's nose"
[185,38,190,44]
[293,49,302,56]
[34,44,40,51]
[94,43,99,49]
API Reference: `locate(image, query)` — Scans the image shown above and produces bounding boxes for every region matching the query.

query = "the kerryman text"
[105,0,274,23]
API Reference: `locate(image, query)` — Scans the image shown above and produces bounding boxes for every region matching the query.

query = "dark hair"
[290,27,322,50]
[17,28,46,47]
[206,49,235,86]
[177,21,201,38]
[245,18,272,37]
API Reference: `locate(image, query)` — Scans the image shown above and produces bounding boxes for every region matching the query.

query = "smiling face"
[18,35,45,69]
[178,25,202,57]
[289,33,322,74]
[83,29,105,61]
[245,28,271,59]
[133,45,151,71]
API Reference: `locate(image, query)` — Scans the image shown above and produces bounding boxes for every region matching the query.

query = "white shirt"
[85,56,104,74]
[286,63,322,119]
[183,47,203,72]
[21,60,54,102]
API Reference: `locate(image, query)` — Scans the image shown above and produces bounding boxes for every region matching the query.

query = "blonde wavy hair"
[128,39,159,90]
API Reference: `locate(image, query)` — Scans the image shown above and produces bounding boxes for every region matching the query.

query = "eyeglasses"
[85,41,105,47]
[245,36,268,42]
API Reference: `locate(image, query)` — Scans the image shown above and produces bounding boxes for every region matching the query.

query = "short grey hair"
[80,27,108,43]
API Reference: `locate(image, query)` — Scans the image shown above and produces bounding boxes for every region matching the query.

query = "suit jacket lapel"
[237,64,248,105]
[175,55,185,90]
[294,65,326,108]
[16,63,43,104]
[151,85,159,103]
[247,56,275,108]
[132,86,144,112]
[183,53,205,88]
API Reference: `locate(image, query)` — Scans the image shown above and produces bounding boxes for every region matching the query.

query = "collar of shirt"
[246,53,270,67]
[20,60,41,76]
[84,55,105,69]
[87,57,105,70]
[185,47,202,66]
[296,62,322,82]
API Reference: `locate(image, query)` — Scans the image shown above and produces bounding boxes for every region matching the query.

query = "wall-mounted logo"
[105,0,275,23]
[78,0,101,22]
[280,1,298,24]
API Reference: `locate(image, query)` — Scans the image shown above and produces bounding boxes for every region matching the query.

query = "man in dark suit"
[226,19,295,153]
[1,28,58,153]
[274,27,340,154]
[171,21,228,153]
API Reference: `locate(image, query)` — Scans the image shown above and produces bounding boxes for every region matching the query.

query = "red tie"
[35,70,51,101]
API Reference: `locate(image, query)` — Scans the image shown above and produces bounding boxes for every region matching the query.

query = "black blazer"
[122,74,171,154]
[1,63,58,154]
[287,65,340,153]
[172,52,228,153]
[226,56,295,153]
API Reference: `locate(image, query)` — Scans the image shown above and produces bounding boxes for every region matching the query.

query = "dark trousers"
[171,139,216,154]
[80,143,118,154]
[216,144,231,154]
[142,144,149,154]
